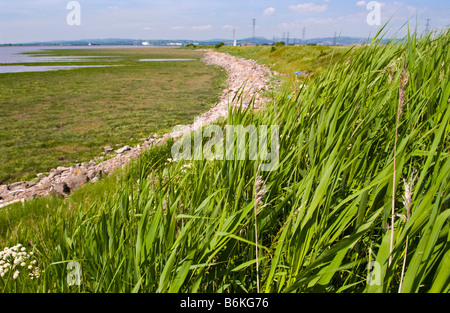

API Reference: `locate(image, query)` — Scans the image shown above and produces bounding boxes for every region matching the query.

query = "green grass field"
[216,43,354,100]
[0,29,449,293]
[0,48,226,184]
[217,44,350,78]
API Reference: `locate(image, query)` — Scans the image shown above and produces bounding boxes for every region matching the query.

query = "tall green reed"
[1,29,448,293]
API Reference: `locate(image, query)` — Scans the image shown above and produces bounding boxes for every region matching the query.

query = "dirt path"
[0,50,278,208]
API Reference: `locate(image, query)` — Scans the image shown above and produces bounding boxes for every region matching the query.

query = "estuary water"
[0,45,179,74]
[0,64,122,74]
[139,59,196,62]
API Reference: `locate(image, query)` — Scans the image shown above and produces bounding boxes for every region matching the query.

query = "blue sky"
[0,0,449,43]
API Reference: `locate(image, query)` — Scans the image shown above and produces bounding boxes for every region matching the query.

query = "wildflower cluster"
[165,158,192,174]
[181,163,192,173]
[0,244,41,280]
[165,158,175,165]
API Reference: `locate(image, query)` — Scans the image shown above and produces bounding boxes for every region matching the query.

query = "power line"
[252,18,256,42]
[302,26,306,45]
[425,18,431,34]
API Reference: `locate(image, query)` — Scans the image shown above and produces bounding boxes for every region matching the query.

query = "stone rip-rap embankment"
[0,50,279,208]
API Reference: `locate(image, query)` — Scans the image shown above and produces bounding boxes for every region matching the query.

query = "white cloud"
[289,3,328,13]
[170,26,185,30]
[303,17,335,24]
[278,22,290,29]
[263,7,276,16]
[222,25,234,29]
[107,6,119,10]
[192,25,213,30]
[143,27,153,30]
[357,1,388,8]
[278,21,301,29]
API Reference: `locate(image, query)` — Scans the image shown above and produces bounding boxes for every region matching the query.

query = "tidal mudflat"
[0,47,227,184]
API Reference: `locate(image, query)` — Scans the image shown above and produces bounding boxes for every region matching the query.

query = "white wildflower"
[0,244,41,281]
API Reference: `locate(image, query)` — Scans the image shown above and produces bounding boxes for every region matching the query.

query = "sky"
[0,0,449,43]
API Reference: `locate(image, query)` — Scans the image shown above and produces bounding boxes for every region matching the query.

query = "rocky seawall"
[0,50,278,208]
